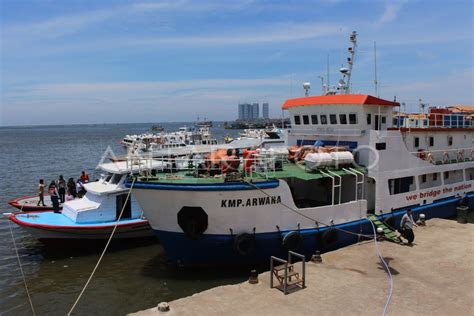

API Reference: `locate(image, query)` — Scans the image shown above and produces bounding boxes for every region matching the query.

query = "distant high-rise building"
[244,103,251,120]
[262,102,269,119]
[251,103,259,120]
[237,102,262,120]
[238,103,245,120]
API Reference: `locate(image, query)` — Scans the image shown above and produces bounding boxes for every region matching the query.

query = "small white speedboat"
[8,160,164,242]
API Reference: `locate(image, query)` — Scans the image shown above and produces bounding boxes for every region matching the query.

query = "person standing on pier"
[400,209,418,245]
[37,179,46,206]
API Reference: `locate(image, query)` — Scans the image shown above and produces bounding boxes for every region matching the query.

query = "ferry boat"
[8,160,164,242]
[195,115,213,128]
[126,31,474,266]
[122,126,218,152]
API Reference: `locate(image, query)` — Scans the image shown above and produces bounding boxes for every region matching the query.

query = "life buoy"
[320,228,338,250]
[282,231,303,251]
[233,233,256,256]
[443,151,449,164]
[457,150,464,162]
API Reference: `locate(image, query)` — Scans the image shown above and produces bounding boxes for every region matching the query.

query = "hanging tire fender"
[320,228,338,249]
[282,231,303,251]
[233,233,256,256]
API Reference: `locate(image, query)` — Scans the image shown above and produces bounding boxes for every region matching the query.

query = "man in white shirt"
[400,209,418,245]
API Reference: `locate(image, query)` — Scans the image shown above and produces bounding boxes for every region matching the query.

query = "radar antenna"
[303,82,311,96]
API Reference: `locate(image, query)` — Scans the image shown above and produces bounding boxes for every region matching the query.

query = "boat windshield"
[109,174,123,185]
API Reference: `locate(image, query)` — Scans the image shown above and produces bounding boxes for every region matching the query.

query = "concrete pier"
[132,219,474,315]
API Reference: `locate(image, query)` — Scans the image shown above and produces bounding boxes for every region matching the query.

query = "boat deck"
[134,162,366,184]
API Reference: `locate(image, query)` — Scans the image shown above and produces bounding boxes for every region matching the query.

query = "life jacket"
[207,149,228,170]
[243,150,257,172]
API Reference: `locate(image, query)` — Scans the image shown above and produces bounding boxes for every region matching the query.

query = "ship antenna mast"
[374,41,378,96]
[338,31,358,94]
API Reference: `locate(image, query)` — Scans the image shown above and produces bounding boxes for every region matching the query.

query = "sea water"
[0,123,246,315]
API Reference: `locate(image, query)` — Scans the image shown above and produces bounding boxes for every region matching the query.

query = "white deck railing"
[289,127,363,137]
[395,112,473,129]
[125,155,279,181]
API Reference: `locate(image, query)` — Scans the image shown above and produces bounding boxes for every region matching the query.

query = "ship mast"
[323,31,358,95]
[339,30,358,94]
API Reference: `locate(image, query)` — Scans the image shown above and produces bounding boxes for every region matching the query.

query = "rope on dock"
[7,218,36,316]
[368,220,394,316]
[245,179,394,315]
[67,177,136,316]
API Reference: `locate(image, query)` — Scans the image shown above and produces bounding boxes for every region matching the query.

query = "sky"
[0,0,473,126]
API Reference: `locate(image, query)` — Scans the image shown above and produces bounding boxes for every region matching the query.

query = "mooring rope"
[243,179,373,238]
[67,177,136,316]
[245,178,394,314]
[7,218,36,315]
[368,220,394,316]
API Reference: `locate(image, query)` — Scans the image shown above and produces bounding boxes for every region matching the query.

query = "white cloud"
[2,8,121,42]
[1,0,206,43]
[380,68,474,109]
[1,76,297,125]
[129,23,344,46]
[375,1,408,27]
[378,4,400,24]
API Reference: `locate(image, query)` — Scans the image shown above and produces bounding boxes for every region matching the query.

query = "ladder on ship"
[367,214,401,243]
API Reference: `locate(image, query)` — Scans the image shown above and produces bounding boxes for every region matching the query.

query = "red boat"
[8,194,63,212]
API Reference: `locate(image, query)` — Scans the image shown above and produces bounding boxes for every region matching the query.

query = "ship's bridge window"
[329,114,337,124]
[320,115,328,125]
[339,114,347,124]
[302,115,310,125]
[349,113,357,124]
[381,116,386,124]
[367,113,372,125]
[311,115,318,125]
[294,115,301,125]
[388,176,415,195]
[414,137,419,148]
[429,136,434,147]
